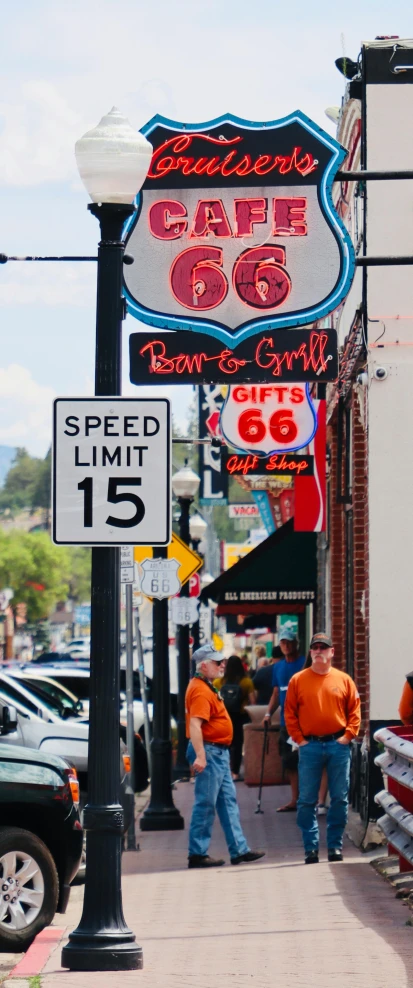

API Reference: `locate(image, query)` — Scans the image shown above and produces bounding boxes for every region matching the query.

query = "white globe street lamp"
[189,512,208,543]
[75,107,153,204]
[171,464,201,501]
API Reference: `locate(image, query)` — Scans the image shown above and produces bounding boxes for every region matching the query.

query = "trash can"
[243,707,284,786]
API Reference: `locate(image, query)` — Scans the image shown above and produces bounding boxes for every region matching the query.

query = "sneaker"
[305,850,319,864]
[328,849,343,862]
[188,855,225,868]
[317,803,327,816]
[230,850,265,865]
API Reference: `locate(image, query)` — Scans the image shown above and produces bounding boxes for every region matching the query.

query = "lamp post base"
[140,806,184,831]
[62,937,143,972]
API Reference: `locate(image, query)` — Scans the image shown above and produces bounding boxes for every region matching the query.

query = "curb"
[7,926,66,979]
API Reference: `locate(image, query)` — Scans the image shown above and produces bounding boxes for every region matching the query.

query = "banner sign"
[198,385,228,505]
[223,589,315,603]
[224,452,314,477]
[129,329,338,385]
[124,112,354,347]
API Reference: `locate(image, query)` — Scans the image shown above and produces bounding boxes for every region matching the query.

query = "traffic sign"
[134,532,202,587]
[120,545,134,584]
[140,558,181,600]
[189,573,201,598]
[52,397,171,546]
[171,597,199,626]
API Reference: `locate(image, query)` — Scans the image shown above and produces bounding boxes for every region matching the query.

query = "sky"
[0,0,411,457]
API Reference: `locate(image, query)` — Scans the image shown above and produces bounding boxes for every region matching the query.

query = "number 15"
[78,477,145,528]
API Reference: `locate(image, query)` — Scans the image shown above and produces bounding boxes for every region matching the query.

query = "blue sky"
[0,0,411,456]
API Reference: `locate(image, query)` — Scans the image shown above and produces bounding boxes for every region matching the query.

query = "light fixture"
[75,107,153,204]
[189,513,208,542]
[171,464,200,500]
[324,106,340,124]
[334,57,359,80]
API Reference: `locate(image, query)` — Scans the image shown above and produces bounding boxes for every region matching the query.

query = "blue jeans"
[297,740,351,853]
[187,742,250,859]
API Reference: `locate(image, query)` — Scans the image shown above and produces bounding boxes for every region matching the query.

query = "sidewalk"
[13,782,413,987]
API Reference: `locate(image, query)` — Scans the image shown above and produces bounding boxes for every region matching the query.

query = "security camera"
[356,371,368,386]
[374,366,388,381]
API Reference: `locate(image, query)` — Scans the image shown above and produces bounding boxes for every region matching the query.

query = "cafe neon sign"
[123,112,355,346]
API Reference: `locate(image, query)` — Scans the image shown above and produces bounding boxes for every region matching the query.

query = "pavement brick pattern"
[39,783,413,988]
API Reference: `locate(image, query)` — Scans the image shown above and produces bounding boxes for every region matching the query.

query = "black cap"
[310,632,333,648]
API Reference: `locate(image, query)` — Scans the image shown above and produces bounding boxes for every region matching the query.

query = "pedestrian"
[284,632,361,864]
[185,643,265,869]
[263,630,306,811]
[252,648,282,706]
[213,654,255,780]
[304,651,328,815]
[399,672,413,724]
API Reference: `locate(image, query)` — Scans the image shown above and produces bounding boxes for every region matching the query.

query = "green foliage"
[0,447,51,515]
[0,529,70,621]
[66,546,91,602]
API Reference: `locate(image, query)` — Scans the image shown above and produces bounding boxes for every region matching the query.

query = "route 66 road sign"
[140,558,181,599]
[171,596,199,626]
[220,383,316,456]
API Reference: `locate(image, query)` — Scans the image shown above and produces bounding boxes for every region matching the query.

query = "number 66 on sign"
[52,397,171,546]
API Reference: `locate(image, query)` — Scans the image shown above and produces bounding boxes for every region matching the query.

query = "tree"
[66,547,91,603]
[0,530,70,621]
[0,449,42,514]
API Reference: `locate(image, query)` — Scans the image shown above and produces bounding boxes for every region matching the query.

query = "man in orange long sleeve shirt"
[284,632,360,864]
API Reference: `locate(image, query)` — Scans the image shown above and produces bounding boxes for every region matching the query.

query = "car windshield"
[3,677,65,719]
[13,679,69,718]
[48,675,91,701]
[24,679,80,713]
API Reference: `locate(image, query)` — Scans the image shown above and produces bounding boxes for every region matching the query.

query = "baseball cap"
[279,629,297,642]
[192,643,225,664]
[310,632,333,648]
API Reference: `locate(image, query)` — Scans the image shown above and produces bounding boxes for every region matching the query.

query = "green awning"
[200,519,317,615]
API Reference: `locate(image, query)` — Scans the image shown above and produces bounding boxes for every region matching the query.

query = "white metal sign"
[140,558,181,600]
[120,545,134,584]
[0,589,13,612]
[171,596,199,626]
[228,504,259,518]
[52,398,171,546]
[220,384,316,456]
[198,603,212,644]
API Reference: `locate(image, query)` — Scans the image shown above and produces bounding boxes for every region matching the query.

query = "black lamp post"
[189,512,208,660]
[61,108,152,973]
[171,464,201,779]
[140,545,184,831]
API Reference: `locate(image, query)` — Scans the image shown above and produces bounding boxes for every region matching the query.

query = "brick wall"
[326,386,369,732]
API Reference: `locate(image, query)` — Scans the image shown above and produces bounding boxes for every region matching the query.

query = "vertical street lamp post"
[189,513,208,660]
[61,109,152,972]
[171,465,200,779]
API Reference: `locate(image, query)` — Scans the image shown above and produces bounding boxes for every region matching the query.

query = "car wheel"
[0,827,58,951]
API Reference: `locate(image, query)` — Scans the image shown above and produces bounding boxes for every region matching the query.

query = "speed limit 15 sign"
[52,397,171,546]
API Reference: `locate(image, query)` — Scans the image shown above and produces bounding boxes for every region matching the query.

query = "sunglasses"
[311,643,330,651]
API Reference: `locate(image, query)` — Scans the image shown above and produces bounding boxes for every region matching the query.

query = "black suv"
[0,726,83,950]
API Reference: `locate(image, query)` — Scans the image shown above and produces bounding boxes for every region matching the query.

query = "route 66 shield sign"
[140,558,181,599]
[220,383,316,456]
[123,111,355,346]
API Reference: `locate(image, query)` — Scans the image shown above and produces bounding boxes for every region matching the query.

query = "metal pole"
[174,497,191,780]
[140,547,184,830]
[125,583,136,851]
[134,608,152,782]
[62,203,142,972]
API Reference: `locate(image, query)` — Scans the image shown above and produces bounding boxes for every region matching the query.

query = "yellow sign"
[223,543,253,571]
[134,532,202,588]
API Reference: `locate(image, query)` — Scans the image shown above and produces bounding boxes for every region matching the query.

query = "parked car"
[0,728,83,950]
[31,651,89,665]
[66,638,90,649]
[9,672,84,719]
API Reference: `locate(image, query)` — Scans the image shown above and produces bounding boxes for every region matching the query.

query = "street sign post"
[52,397,171,546]
[120,546,134,584]
[134,532,202,588]
[171,597,199,626]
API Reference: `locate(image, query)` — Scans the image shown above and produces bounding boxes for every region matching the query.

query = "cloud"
[0,264,95,306]
[0,365,55,455]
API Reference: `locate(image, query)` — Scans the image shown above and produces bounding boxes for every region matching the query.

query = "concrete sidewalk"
[21,782,413,986]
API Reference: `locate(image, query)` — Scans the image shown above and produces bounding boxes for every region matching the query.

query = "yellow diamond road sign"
[134,532,202,588]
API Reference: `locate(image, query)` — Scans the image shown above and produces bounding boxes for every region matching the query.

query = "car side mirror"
[1,705,17,734]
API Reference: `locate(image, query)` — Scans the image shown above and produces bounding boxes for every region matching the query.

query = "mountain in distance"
[0,447,16,487]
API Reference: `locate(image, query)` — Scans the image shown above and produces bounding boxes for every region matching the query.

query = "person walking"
[284,632,361,864]
[263,630,305,811]
[185,643,265,869]
[252,647,282,706]
[213,654,255,780]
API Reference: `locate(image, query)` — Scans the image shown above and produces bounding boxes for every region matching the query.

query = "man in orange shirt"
[186,643,265,869]
[284,632,360,864]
